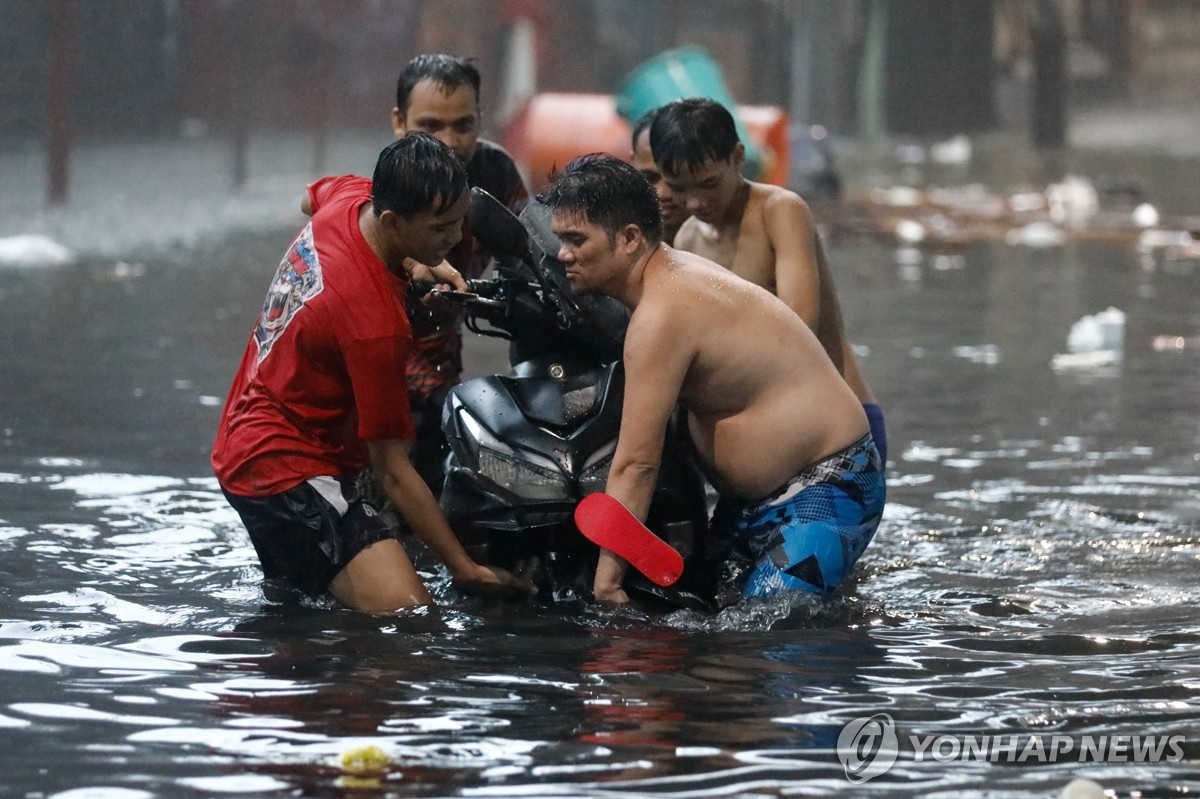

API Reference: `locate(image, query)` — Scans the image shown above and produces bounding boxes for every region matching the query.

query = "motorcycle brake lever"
[408,279,436,294]
[428,287,508,310]
[427,287,477,302]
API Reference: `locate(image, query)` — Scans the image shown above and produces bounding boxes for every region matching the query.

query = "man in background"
[629,107,687,244]
[391,53,530,492]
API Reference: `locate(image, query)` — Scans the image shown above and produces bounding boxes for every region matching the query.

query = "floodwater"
[1,174,1199,798]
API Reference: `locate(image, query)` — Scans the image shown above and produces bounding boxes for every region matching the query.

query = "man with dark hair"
[213,133,532,612]
[629,108,687,244]
[651,98,887,464]
[391,53,530,492]
[540,154,885,604]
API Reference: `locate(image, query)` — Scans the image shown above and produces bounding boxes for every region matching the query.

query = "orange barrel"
[737,105,791,189]
[503,93,632,193]
[503,93,791,192]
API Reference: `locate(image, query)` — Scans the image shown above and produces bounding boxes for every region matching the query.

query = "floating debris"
[820,175,1195,252]
[1058,777,1106,799]
[1051,349,1122,370]
[930,134,972,165]
[953,344,1001,364]
[1132,202,1160,227]
[1067,307,1125,353]
[0,235,75,267]
[1046,175,1099,225]
[336,744,394,789]
[1007,221,1065,248]
[1053,308,1124,371]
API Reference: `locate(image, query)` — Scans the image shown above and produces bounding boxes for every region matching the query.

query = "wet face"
[392,79,480,163]
[551,210,621,296]
[662,147,744,225]
[631,129,686,236]
[386,189,469,269]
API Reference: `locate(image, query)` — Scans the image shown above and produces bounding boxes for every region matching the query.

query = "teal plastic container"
[614,47,763,178]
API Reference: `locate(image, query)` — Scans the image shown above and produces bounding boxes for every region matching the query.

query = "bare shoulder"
[752,182,812,220]
[624,261,697,363]
[748,184,814,249]
[673,216,703,250]
[637,248,726,318]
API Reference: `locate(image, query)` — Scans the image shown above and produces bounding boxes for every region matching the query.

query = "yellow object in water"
[339,744,393,774]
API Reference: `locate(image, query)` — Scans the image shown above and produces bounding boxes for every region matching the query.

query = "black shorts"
[222,476,398,594]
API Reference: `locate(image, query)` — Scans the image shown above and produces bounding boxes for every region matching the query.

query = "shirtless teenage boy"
[629,108,687,245]
[539,155,885,604]
[651,98,887,463]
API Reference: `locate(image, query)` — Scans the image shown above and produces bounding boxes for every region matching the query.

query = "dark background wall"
[0,0,1173,144]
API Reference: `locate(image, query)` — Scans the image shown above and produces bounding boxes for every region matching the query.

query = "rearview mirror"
[518,202,564,263]
[467,187,529,260]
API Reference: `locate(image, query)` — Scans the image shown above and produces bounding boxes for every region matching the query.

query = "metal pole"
[47,0,74,208]
[856,0,888,141]
[788,1,813,125]
[1031,0,1067,148]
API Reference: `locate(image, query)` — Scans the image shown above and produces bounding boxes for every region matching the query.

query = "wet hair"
[396,53,481,113]
[537,153,662,244]
[649,97,740,176]
[371,132,467,217]
[630,106,661,150]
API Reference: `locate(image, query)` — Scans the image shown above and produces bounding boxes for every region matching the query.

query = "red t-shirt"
[211,175,416,496]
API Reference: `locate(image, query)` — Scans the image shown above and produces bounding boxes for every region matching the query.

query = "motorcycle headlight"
[578,448,614,496]
[457,408,572,500]
[478,449,572,500]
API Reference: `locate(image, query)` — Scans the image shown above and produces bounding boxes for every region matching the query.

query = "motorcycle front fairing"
[440,357,623,542]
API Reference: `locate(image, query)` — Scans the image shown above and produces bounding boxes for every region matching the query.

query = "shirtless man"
[539,155,885,604]
[650,98,887,463]
[629,108,687,244]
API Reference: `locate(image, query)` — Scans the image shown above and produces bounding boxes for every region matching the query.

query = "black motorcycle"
[433,188,718,610]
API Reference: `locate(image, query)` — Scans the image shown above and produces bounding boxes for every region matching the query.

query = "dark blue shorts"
[222,476,398,594]
[863,403,887,465]
[712,434,886,597]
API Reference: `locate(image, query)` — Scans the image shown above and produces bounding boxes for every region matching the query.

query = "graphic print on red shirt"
[254,222,323,364]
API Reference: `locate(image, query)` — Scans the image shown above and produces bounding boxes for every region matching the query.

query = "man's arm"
[368,438,532,596]
[593,303,692,602]
[763,190,821,328]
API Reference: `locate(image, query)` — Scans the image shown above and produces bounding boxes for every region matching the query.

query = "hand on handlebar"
[405,258,468,310]
[404,258,468,291]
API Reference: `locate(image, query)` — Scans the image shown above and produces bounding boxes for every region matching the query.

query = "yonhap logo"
[837,713,899,783]
[836,714,1185,783]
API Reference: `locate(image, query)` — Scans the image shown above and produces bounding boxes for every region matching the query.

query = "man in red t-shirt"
[212,132,532,611]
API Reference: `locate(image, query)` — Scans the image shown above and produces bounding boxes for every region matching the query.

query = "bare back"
[676,182,876,403]
[621,246,867,501]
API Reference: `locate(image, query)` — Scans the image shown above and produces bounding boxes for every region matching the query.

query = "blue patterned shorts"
[712,434,886,597]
